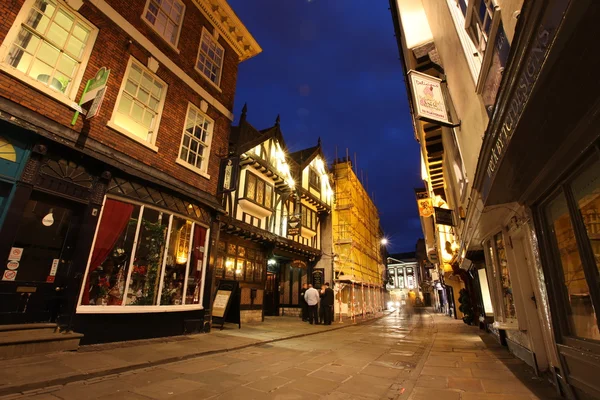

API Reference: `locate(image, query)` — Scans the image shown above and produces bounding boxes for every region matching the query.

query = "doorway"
[264,272,279,316]
[0,191,84,324]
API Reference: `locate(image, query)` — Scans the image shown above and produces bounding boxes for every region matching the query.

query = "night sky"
[228,0,423,253]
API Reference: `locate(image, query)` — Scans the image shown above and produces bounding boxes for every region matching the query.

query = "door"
[264,272,279,316]
[0,191,83,324]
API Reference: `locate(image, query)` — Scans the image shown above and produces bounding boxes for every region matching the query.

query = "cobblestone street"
[1,310,561,400]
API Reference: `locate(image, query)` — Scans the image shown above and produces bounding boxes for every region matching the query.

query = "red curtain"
[81,199,134,305]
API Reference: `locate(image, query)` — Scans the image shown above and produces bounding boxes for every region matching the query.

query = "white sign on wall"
[408,70,451,125]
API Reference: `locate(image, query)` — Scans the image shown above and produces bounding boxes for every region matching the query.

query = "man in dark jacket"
[321,282,335,325]
[300,283,308,321]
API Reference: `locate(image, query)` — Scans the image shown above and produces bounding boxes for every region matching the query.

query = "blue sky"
[228,0,423,253]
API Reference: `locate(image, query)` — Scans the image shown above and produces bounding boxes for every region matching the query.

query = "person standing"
[304,284,320,324]
[322,282,335,325]
[300,283,308,322]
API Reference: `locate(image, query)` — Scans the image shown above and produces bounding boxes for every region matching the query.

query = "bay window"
[79,197,208,310]
[0,0,97,101]
[244,172,273,209]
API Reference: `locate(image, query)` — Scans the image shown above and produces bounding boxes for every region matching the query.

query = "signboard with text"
[217,156,239,193]
[434,207,454,226]
[408,70,451,125]
[71,67,110,125]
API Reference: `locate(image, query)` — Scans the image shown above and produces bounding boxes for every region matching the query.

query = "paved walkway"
[0,310,561,400]
[0,313,385,397]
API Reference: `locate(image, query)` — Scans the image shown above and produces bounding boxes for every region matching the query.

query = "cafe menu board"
[212,290,231,318]
[312,268,324,289]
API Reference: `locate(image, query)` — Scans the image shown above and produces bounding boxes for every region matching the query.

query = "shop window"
[244,172,273,209]
[79,198,208,309]
[142,0,184,48]
[214,240,264,283]
[178,103,213,175]
[109,57,167,147]
[486,232,517,322]
[195,28,224,86]
[1,0,97,101]
[543,154,600,341]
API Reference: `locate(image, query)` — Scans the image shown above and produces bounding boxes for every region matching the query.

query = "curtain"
[81,199,134,304]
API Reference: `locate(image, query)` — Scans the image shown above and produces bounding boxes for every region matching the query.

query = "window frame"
[301,205,317,232]
[76,195,210,313]
[107,56,168,152]
[176,102,214,179]
[195,27,224,88]
[0,0,98,107]
[243,171,273,210]
[308,168,321,192]
[213,239,265,284]
[141,0,185,51]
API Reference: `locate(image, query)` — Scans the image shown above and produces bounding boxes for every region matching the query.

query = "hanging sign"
[287,215,301,236]
[49,259,59,276]
[434,207,454,226]
[408,70,451,125]
[217,156,239,193]
[71,67,111,125]
[291,260,307,269]
[8,247,23,261]
[415,188,433,218]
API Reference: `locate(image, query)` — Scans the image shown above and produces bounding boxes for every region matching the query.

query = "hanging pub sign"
[217,156,239,193]
[415,188,433,218]
[287,214,301,236]
[291,260,307,269]
[434,207,454,226]
[408,70,451,125]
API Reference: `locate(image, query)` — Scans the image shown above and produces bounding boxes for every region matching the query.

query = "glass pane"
[545,191,600,340]
[82,199,140,306]
[185,225,207,304]
[245,260,254,281]
[493,232,516,320]
[246,174,256,200]
[254,261,262,281]
[572,156,600,275]
[117,94,133,115]
[214,256,224,279]
[160,217,190,305]
[235,259,244,280]
[256,180,264,205]
[237,246,245,257]
[227,243,236,255]
[127,207,168,305]
[225,257,235,279]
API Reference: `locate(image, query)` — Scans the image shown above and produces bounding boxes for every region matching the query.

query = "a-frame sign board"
[211,280,240,330]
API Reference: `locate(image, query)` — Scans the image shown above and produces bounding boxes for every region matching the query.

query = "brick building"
[0,0,260,348]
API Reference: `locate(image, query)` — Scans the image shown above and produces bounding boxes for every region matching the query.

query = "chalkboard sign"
[312,268,324,289]
[211,280,240,330]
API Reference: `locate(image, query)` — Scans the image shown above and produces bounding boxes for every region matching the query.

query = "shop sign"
[434,207,454,226]
[49,259,59,276]
[218,156,239,193]
[2,270,17,281]
[408,70,451,125]
[312,268,324,288]
[415,189,433,218]
[9,247,23,261]
[291,260,307,269]
[6,260,19,270]
[71,67,111,125]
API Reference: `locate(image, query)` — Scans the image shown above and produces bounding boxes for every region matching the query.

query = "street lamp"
[381,238,388,246]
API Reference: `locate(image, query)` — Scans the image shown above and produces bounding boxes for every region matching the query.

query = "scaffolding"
[332,156,385,319]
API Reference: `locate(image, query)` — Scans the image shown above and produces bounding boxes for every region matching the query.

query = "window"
[110,58,167,146]
[542,153,600,341]
[244,172,273,209]
[1,0,97,100]
[79,198,208,309]
[301,206,317,231]
[466,0,495,54]
[309,168,321,191]
[196,29,224,86]
[178,103,213,174]
[214,240,264,283]
[486,232,517,321]
[143,0,185,48]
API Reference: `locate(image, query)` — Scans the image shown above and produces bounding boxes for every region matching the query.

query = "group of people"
[300,282,334,325]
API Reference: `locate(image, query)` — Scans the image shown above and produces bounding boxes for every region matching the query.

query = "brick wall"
[0,0,242,198]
